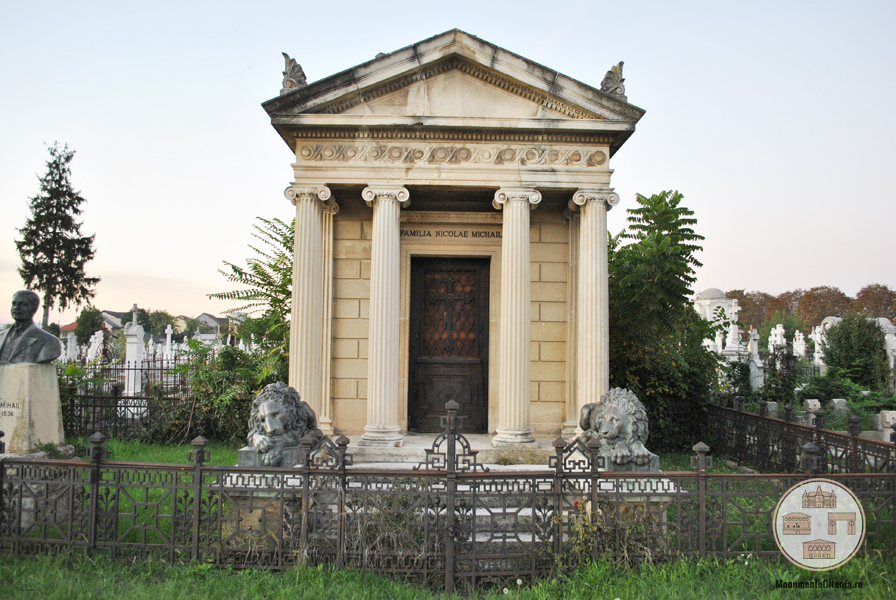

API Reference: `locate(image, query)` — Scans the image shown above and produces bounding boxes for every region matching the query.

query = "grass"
[67,436,240,466]
[2,552,894,599]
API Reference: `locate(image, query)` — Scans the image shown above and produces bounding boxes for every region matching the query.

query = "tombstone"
[768,324,787,353]
[830,399,847,413]
[803,399,821,413]
[793,330,807,358]
[86,330,103,362]
[124,305,145,396]
[880,411,896,430]
[765,401,778,418]
[65,330,78,362]
[748,328,764,390]
[165,324,174,357]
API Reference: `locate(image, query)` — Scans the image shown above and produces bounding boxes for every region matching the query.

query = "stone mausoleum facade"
[262,30,644,447]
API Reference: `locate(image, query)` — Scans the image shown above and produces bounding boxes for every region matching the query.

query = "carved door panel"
[408,257,489,433]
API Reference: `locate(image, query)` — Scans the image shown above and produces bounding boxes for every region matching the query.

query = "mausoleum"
[262,30,644,447]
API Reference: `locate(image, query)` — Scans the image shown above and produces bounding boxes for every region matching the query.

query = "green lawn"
[68,437,240,466]
[2,553,893,599]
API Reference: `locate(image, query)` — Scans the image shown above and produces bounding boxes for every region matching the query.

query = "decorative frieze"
[292,128,616,145]
[297,143,607,168]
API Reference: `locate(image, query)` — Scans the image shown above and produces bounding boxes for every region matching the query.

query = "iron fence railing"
[709,401,896,474]
[3,403,896,593]
[61,393,193,439]
[65,356,193,397]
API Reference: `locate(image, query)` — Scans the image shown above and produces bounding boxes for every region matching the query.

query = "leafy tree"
[609,190,721,449]
[74,305,104,345]
[821,313,889,390]
[16,143,100,327]
[209,217,293,381]
[119,307,151,331]
[797,286,852,328]
[45,323,61,337]
[854,283,896,321]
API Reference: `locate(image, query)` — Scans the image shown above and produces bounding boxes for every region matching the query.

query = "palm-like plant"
[208,216,293,383]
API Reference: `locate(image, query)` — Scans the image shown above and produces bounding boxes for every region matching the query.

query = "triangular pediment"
[264,30,644,123]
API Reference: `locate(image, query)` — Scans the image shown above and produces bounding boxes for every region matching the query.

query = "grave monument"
[263,29,645,447]
[0,290,64,454]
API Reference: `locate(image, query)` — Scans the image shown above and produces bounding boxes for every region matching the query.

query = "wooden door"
[408,257,489,433]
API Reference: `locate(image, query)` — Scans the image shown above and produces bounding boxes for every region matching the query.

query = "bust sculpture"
[0,290,62,365]
[246,382,323,466]
[579,387,659,471]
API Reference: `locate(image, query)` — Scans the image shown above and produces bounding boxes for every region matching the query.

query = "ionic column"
[561,208,580,438]
[318,202,339,435]
[359,185,409,447]
[570,189,619,412]
[492,187,541,446]
[285,184,331,417]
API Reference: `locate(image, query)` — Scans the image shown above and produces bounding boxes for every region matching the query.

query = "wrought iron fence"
[709,401,896,474]
[66,356,193,397]
[3,405,896,594]
[61,392,193,439]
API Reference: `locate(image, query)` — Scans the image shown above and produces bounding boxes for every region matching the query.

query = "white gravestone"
[0,364,64,454]
[803,399,821,413]
[830,398,847,413]
[793,330,807,358]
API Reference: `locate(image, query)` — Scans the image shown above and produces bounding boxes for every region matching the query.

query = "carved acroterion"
[600,61,627,102]
[281,52,308,95]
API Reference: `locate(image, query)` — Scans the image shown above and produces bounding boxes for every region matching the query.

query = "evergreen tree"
[16,143,100,327]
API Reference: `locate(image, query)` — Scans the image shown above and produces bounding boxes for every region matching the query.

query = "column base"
[318,418,335,437]
[560,422,582,441]
[359,427,405,447]
[492,428,537,447]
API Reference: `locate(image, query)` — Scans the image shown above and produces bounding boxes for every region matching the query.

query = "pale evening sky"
[1,1,894,327]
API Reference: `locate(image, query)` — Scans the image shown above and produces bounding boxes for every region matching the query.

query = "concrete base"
[347,433,555,464]
[0,363,63,454]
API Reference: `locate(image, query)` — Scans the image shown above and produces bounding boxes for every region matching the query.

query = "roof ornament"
[600,61,627,102]
[281,52,308,95]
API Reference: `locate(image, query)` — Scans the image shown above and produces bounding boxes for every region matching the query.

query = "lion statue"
[246,382,323,467]
[579,388,659,471]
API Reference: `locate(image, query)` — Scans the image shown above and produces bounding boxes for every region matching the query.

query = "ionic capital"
[568,189,620,212]
[324,203,340,216]
[362,186,410,208]
[492,188,542,211]
[284,184,332,206]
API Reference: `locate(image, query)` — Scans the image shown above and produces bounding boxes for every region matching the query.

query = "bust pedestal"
[0,363,63,454]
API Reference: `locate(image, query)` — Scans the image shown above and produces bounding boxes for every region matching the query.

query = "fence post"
[758,400,767,418]
[86,432,107,552]
[444,400,459,596]
[800,442,821,477]
[587,438,601,563]
[734,396,745,412]
[847,416,861,473]
[691,442,711,558]
[890,424,896,473]
[299,433,315,558]
[783,405,793,423]
[188,436,208,561]
[552,437,566,557]
[335,435,349,567]
[0,431,5,535]
[813,411,826,474]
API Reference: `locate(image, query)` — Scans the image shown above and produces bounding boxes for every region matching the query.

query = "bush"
[821,313,890,391]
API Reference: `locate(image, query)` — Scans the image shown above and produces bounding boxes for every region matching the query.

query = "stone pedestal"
[0,363,64,454]
[492,188,541,446]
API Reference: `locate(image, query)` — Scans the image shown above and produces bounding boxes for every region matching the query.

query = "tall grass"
[2,553,893,599]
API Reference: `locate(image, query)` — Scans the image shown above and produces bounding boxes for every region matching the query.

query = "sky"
[2,1,895,327]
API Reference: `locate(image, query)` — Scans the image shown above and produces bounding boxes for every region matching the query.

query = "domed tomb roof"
[696,288,728,301]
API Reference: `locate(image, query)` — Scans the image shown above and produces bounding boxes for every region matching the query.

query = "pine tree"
[16,143,100,328]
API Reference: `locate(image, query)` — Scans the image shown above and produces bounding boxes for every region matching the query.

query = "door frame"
[398,212,503,434]
[407,256,490,433]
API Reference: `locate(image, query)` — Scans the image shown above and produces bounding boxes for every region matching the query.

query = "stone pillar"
[318,202,339,435]
[562,208,580,439]
[285,184,331,417]
[492,188,541,446]
[359,186,409,447]
[570,189,619,412]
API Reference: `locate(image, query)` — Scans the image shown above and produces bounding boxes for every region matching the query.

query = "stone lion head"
[579,388,653,467]
[247,382,322,466]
